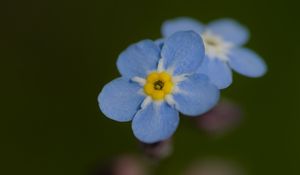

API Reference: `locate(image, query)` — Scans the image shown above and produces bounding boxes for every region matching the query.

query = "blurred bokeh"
[1,0,300,174]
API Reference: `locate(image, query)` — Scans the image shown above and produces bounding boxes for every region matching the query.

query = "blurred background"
[1,0,300,174]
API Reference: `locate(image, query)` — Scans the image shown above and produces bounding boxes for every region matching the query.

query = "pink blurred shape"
[113,154,147,175]
[91,154,147,175]
[140,138,173,160]
[195,99,243,136]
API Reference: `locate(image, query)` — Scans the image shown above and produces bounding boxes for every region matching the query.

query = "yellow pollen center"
[205,38,218,46]
[144,71,174,100]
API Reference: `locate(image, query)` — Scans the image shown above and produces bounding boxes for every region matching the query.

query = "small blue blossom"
[161,17,267,89]
[98,31,220,143]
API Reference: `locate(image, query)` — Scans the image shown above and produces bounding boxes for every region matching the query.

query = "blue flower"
[98,31,220,143]
[161,17,267,89]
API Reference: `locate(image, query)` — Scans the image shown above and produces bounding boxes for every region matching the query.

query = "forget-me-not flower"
[98,31,220,143]
[161,17,267,89]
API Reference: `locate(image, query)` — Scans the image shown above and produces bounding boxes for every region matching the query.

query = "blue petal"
[207,19,249,45]
[161,17,205,37]
[132,102,179,143]
[173,74,220,116]
[228,48,267,77]
[154,38,164,49]
[197,57,232,89]
[98,78,145,122]
[161,31,205,75]
[117,40,161,78]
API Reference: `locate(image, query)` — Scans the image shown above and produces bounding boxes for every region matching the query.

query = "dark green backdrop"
[1,0,299,174]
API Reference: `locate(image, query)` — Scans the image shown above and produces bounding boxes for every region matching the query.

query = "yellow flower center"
[144,71,174,100]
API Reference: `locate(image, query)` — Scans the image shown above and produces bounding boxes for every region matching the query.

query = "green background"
[1,0,299,174]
